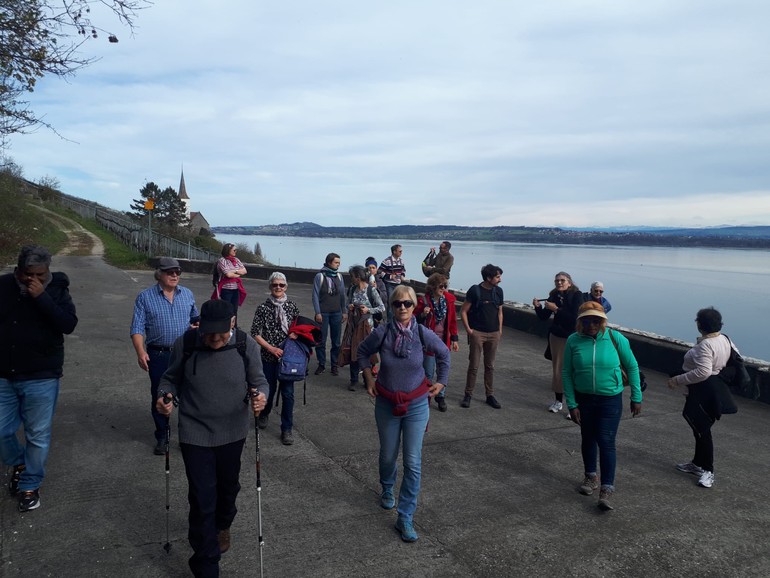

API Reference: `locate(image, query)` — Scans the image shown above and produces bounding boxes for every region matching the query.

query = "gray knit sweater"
[159,331,269,446]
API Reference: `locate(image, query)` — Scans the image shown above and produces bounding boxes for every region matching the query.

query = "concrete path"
[1,254,769,578]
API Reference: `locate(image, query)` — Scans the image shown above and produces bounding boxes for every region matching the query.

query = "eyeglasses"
[392,300,414,309]
[593,289,604,294]
[164,270,182,276]
[271,283,286,288]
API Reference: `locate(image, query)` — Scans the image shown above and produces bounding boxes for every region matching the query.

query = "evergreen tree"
[130,182,188,229]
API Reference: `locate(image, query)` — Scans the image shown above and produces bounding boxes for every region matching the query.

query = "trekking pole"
[164,420,172,554]
[251,389,265,578]
[159,391,178,554]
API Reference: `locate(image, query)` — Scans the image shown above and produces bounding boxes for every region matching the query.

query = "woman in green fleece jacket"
[563,301,643,511]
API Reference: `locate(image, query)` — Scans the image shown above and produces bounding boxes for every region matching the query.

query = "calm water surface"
[221,235,770,361]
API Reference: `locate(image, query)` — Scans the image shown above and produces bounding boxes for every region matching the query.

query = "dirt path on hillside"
[31,204,105,257]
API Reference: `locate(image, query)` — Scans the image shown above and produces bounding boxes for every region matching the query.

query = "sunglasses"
[271,283,286,288]
[392,300,415,309]
[581,318,603,325]
[438,284,448,289]
[593,289,604,294]
[164,269,182,276]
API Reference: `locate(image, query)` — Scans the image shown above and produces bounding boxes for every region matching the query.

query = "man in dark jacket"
[158,299,268,578]
[0,245,78,512]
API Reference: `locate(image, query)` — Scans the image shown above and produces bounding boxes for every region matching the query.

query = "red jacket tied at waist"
[375,378,431,416]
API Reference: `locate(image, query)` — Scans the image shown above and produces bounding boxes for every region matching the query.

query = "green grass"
[52,205,152,270]
[0,176,68,267]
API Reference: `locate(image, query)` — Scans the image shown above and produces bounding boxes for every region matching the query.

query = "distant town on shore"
[212,223,770,249]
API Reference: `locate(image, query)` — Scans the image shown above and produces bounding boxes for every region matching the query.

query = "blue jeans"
[219,289,240,323]
[316,311,342,368]
[575,391,623,488]
[181,438,245,578]
[148,349,172,442]
[422,354,444,398]
[262,361,295,432]
[375,395,430,521]
[0,377,60,491]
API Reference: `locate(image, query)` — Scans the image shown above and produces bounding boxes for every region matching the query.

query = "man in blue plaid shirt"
[131,258,199,455]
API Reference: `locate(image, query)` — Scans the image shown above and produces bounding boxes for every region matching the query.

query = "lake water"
[219,234,770,362]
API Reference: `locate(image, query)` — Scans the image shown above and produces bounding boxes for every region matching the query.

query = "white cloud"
[6,0,770,228]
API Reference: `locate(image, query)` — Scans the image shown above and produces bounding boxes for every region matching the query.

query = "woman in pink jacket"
[414,273,459,412]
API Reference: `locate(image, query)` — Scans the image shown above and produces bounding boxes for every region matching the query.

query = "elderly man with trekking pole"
[157,299,268,578]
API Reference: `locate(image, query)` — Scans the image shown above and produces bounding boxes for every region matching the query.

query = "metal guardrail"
[58,194,219,262]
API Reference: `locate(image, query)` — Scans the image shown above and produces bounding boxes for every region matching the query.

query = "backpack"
[278,338,311,382]
[466,284,502,310]
[211,263,220,288]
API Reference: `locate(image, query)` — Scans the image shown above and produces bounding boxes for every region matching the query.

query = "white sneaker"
[548,401,563,413]
[676,462,705,476]
[697,471,714,488]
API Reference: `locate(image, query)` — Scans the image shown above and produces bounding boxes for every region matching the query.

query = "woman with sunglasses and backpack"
[357,285,449,543]
[563,301,643,511]
[250,272,300,446]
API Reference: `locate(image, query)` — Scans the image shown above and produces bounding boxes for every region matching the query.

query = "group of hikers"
[1,241,745,577]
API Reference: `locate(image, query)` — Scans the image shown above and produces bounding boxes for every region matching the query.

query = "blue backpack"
[278,337,311,382]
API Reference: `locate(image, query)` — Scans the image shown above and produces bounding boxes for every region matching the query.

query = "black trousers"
[181,438,246,578]
[682,380,720,473]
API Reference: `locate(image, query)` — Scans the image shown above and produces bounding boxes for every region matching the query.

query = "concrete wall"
[161,257,770,404]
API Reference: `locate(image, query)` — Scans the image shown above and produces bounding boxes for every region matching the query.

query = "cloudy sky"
[7,0,770,228]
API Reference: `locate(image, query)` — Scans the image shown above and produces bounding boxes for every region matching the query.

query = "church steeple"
[179,168,189,200]
[179,167,190,217]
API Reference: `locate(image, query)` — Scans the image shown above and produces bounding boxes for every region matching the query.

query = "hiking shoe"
[8,464,24,496]
[257,414,269,430]
[331,365,339,376]
[380,489,395,510]
[395,516,418,542]
[598,487,614,511]
[460,395,472,408]
[281,430,294,446]
[218,528,231,554]
[676,462,704,476]
[436,396,448,412]
[698,471,715,488]
[154,440,165,456]
[314,365,325,375]
[486,395,501,409]
[18,489,40,512]
[579,474,599,496]
[348,381,357,392]
[548,401,563,413]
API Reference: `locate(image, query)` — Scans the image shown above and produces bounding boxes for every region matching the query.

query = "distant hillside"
[212,223,770,249]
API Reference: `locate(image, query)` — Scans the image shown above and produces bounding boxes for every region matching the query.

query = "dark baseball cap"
[199,300,235,333]
[158,257,181,271]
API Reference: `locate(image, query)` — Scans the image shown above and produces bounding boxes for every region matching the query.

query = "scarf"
[428,293,447,322]
[321,265,339,294]
[696,331,722,343]
[391,316,417,358]
[269,294,290,333]
[225,255,240,266]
